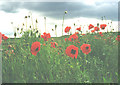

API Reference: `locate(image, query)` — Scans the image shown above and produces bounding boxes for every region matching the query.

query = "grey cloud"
[0,2,118,21]
[0,2,22,13]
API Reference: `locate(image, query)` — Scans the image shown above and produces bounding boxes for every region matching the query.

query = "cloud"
[0,2,118,21]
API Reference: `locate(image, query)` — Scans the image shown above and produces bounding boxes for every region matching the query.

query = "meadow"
[1,15,119,83]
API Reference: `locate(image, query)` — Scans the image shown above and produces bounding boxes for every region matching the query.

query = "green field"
[2,31,119,83]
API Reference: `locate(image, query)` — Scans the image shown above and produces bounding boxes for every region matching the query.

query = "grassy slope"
[2,32,119,83]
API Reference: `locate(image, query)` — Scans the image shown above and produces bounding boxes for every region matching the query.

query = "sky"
[0,0,119,37]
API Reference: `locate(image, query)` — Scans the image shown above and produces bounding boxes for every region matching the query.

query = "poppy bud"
[30,26,31,28]
[17,28,19,31]
[52,29,54,31]
[65,11,67,14]
[28,15,30,18]
[36,19,38,23]
[74,23,75,26]
[25,16,27,18]
[97,23,99,27]
[14,33,17,37]
[55,25,57,29]
[36,30,38,33]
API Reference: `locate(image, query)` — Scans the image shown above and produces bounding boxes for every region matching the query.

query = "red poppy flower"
[65,38,68,41]
[2,35,8,41]
[41,32,51,41]
[75,32,79,34]
[31,41,41,56]
[75,40,80,43]
[99,32,102,35]
[43,43,46,46]
[116,35,120,41]
[80,44,91,55]
[94,27,100,31]
[91,30,95,33]
[2,34,5,37]
[65,26,71,33]
[95,37,99,39]
[88,24,94,30]
[68,34,78,42]
[76,27,81,31]
[82,34,85,35]
[51,42,58,48]
[65,45,78,59]
[47,33,51,38]
[100,24,107,30]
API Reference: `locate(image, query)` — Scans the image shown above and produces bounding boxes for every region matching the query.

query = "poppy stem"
[84,54,87,71]
[62,14,65,36]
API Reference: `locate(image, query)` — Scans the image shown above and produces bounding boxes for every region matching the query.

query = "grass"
[2,30,119,83]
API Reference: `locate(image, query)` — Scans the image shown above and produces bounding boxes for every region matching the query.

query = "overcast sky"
[0,0,119,37]
[0,1,118,21]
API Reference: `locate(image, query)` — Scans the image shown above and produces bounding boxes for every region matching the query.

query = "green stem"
[62,14,65,36]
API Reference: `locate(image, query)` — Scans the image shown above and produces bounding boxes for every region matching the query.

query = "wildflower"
[65,26,71,33]
[51,38,54,42]
[65,45,78,59]
[11,50,15,55]
[91,30,95,33]
[51,42,58,48]
[65,38,68,41]
[116,35,120,42]
[2,34,8,41]
[88,24,94,30]
[41,32,51,41]
[95,37,99,39]
[94,27,100,31]
[99,32,102,35]
[51,42,55,48]
[100,24,107,30]
[75,32,79,34]
[43,43,46,46]
[8,45,12,49]
[75,40,80,43]
[82,34,85,35]
[68,34,78,42]
[76,27,81,31]
[31,41,41,56]
[80,44,91,55]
